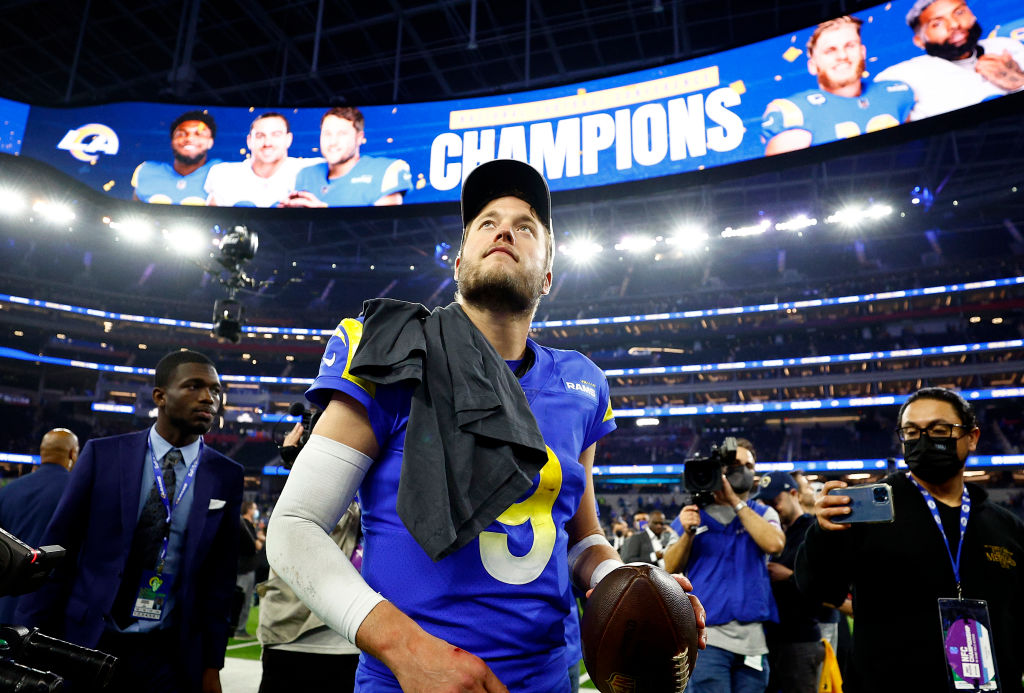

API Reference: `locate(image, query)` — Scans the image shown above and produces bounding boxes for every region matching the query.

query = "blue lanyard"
[148,434,202,573]
[906,473,970,599]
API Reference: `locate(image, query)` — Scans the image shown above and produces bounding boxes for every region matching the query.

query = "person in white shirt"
[875,0,1024,121]
[205,112,318,207]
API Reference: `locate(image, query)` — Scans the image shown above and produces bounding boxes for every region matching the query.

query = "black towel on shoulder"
[348,298,548,561]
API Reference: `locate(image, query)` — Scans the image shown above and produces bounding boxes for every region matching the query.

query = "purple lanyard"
[148,434,202,573]
[906,472,971,599]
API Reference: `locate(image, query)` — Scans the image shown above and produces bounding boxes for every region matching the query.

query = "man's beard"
[173,151,206,167]
[818,56,865,93]
[457,260,545,315]
[924,21,982,61]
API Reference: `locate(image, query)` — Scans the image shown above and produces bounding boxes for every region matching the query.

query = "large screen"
[5,0,1023,208]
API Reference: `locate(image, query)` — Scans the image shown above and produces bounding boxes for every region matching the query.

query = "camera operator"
[665,438,785,693]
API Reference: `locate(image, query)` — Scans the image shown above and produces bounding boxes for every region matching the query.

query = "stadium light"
[109,218,154,243]
[721,219,770,238]
[0,189,26,214]
[666,226,709,249]
[32,200,75,225]
[636,418,660,427]
[825,203,893,226]
[563,238,604,264]
[164,226,208,255]
[614,235,656,253]
[775,214,817,232]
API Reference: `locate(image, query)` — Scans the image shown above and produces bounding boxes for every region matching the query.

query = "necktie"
[113,449,182,627]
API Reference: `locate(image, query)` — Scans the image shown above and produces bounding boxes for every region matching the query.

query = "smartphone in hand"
[828,483,894,524]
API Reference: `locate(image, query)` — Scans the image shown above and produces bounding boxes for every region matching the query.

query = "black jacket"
[795,473,1024,693]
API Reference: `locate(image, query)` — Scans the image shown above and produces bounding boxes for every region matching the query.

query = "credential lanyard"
[906,472,970,599]
[148,434,202,574]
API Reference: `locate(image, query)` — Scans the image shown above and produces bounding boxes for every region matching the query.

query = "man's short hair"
[241,501,256,516]
[251,112,291,133]
[906,0,940,29]
[807,15,863,55]
[170,110,217,139]
[897,386,978,430]
[735,437,757,463]
[321,106,365,133]
[155,350,215,388]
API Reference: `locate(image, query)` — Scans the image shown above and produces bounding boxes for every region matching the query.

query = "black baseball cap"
[460,159,552,233]
[170,110,217,139]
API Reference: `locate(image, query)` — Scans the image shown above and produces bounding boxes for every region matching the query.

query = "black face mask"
[726,466,755,494]
[903,435,965,484]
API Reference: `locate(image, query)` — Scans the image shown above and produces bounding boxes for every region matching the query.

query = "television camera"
[682,436,738,508]
[0,528,117,690]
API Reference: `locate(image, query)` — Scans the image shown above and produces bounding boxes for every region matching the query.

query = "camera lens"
[873,487,888,503]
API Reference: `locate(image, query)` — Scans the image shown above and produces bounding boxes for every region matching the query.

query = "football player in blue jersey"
[282,106,412,207]
[762,16,913,155]
[131,110,220,205]
[267,159,706,693]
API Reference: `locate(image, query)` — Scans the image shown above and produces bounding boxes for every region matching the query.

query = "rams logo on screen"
[57,123,119,164]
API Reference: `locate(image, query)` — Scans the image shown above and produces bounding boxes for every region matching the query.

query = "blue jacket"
[686,502,779,627]
[17,430,243,686]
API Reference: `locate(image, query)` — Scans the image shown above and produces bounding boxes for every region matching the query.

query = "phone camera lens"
[873,487,888,503]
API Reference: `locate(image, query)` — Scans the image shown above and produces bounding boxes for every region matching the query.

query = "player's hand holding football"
[975,51,1024,91]
[671,572,708,650]
[815,479,851,531]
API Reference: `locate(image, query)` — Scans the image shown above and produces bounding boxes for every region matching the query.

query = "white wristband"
[567,533,613,575]
[734,501,747,513]
[590,559,621,589]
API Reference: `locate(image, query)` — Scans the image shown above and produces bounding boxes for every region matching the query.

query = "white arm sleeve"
[265,433,384,644]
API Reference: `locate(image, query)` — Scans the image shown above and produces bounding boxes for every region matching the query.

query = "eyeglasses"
[897,422,968,442]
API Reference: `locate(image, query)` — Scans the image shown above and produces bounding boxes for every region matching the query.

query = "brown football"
[581,563,699,693]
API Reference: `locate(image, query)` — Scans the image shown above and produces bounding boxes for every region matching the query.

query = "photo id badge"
[937,598,999,692]
[131,570,174,621]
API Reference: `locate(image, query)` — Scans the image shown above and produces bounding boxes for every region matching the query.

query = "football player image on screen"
[875,0,1024,121]
[205,112,319,208]
[283,106,412,208]
[131,110,220,205]
[762,16,914,156]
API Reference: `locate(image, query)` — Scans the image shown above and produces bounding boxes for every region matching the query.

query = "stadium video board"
[1,0,1022,208]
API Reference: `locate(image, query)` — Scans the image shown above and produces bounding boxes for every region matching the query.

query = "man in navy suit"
[0,427,79,624]
[18,350,243,693]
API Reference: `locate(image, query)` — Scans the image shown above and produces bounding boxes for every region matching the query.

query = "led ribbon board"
[5,0,1023,206]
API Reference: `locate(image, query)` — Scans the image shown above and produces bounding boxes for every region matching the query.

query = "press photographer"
[665,437,785,693]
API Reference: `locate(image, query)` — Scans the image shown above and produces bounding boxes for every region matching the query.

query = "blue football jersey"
[307,316,616,692]
[293,155,413,206]
[761,80,913,146]
[130,159,219,205]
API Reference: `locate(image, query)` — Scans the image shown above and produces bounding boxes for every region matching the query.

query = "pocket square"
[209,498,226,510]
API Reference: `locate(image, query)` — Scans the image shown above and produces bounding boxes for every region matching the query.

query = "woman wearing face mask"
[795,387,1024,693]
[664,439,786,693]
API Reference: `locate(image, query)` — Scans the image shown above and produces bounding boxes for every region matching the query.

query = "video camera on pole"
[682,436,738,508]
